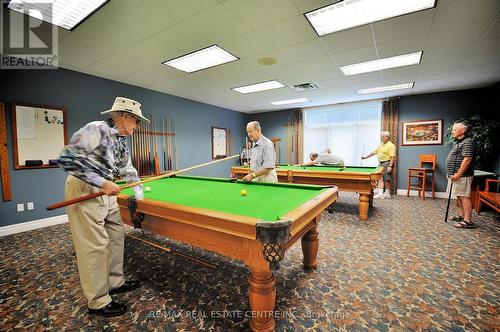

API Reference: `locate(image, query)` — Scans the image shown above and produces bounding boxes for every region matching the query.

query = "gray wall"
[0,68,245,227]
[248,86,499,193]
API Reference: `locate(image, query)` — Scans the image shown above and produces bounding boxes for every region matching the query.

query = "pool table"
[117,175,338,332]
[231,165,382,221]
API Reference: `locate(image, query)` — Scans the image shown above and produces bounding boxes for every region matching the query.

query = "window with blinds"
[303,100,382,166]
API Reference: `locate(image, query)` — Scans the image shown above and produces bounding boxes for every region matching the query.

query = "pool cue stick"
[172,116,177,170]
[136,121,142,176]
[444,141,461,223]
[148,114,154,175]
[168,116,173,170]
[162,115,166,171]
[140,119,145,176]
[361,144,365,166]
[47,154,240,210]
[169,116,173,170]
[127,233,217,269]
[153,114,160,175]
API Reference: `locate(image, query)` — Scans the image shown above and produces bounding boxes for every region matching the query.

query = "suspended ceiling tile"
[321,25,374,54]
[223,0,300,30]
[372,9,434,43]
[182,5,251,42]
[431,0,499,31]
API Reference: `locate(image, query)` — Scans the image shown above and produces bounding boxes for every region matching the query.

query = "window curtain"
[296,111,304,164]
[382,98,399,194]
[284,110,303,164]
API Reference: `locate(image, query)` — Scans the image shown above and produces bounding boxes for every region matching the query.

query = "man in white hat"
[58,97,149,317]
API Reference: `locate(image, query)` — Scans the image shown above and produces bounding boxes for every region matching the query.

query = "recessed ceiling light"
[305,0,436,36]
[340,51,422,76]
[232,80,285,94]
[7,0,109,30]
[357,82,414,94]
[270,98,311,105]
[163,45,239,73]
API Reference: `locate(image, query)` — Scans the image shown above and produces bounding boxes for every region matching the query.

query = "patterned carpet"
[1,193,498,331]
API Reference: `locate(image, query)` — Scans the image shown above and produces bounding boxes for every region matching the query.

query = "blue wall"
[0,68,245,226]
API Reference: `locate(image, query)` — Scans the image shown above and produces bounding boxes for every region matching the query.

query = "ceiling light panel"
[232,80,285,94]
[7,0,109,30]
[357,82,414,94]
[270,98,310,105]
[305,0,436,36]
[163,45,239,73]
[340,51,423,76]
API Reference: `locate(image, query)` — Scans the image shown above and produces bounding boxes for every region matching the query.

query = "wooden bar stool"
[407,154,437,200]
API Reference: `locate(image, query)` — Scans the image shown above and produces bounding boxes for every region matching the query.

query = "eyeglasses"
[122,113,140,125]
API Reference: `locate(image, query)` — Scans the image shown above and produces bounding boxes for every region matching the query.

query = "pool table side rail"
[116,186,337,264]
[116,195,260,239]
[282,186,338,238]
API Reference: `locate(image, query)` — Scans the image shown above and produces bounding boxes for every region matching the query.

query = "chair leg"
[407,173,411,197]
[431,174,435,199]
[477,198,482,214]
[422,173,426,200]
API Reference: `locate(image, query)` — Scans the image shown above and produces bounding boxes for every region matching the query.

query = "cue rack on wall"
[130,114,176,176]
[0,102,12,201]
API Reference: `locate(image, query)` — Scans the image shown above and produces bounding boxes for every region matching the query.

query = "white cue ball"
[145,186,151,192]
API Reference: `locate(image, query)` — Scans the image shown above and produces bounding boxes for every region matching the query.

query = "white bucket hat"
[101,97,150,122]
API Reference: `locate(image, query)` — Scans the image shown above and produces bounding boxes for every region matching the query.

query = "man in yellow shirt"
[362,131,396,199]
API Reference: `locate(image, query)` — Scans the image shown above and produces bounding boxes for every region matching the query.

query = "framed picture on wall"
[402,119,443,146]
[212,127,227,159]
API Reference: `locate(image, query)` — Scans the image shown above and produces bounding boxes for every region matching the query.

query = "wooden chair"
[477,179,500,214]
[407,154,437,200]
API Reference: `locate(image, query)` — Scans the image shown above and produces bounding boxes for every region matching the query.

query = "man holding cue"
[446,122,476,228]
[58,97,148,317]
[242,121,278,183]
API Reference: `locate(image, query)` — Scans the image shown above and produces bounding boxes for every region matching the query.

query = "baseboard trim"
[0,214,68,237]
[397,189,455,199]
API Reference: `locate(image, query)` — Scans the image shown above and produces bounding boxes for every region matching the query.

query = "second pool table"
[231,165,382,220]
[117,175,338,331]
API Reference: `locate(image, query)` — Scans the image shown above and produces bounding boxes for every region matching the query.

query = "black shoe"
[109,280,141,295]
[88,301,127,317]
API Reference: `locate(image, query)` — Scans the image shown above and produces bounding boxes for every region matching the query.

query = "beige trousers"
[254,169,278,183]
[65,175,125,309]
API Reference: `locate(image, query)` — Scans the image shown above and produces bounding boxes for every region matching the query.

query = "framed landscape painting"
[402,119,443,146]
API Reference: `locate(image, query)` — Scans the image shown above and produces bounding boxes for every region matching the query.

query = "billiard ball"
[240,189,248,196]
[145,186,151,192]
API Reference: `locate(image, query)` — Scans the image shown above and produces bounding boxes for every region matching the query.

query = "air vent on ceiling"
[291,82,319,92]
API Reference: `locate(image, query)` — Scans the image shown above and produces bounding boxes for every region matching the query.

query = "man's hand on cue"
[242,173,254,182]
[102,180,121,195]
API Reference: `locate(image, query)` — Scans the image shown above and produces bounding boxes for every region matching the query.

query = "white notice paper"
[16,106,35,139]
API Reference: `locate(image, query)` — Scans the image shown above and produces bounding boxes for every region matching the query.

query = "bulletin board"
[212,127,227,159]
[12,102,68,169]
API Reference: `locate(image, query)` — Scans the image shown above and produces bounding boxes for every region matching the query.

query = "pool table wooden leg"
[369,190,374,207]
[359,193,370,221]
[249,269,276,332]
[301,222,319,270]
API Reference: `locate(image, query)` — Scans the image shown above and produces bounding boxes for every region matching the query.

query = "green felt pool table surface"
[120,176,332,221]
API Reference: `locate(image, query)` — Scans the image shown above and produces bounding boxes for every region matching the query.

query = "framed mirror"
[11,102,68,169]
